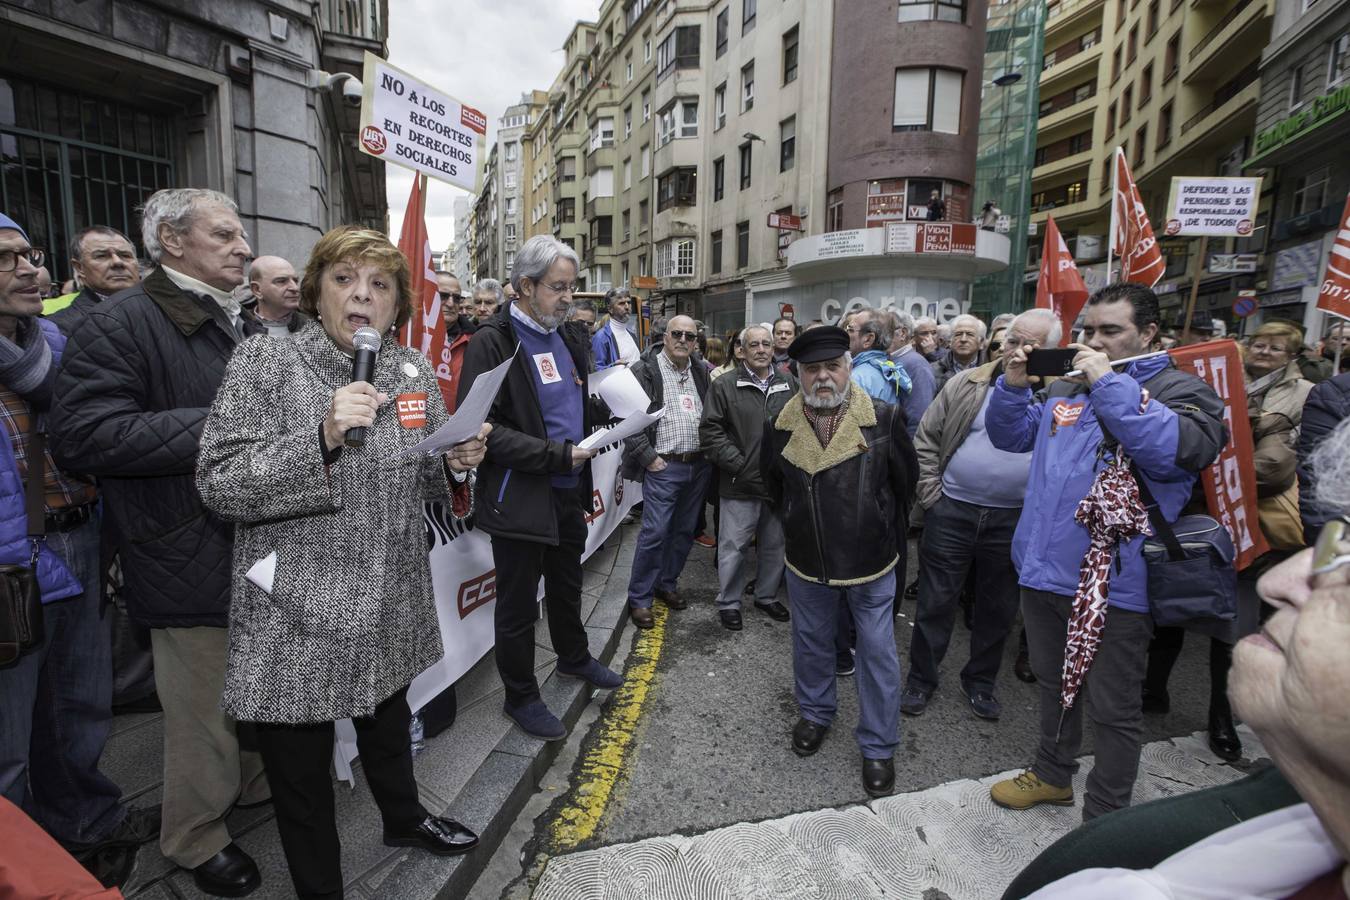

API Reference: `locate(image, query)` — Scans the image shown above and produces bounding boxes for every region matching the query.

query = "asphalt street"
[473,532,1218,898]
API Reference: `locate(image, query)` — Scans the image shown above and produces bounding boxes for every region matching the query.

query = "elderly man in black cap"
[762,327,918,797]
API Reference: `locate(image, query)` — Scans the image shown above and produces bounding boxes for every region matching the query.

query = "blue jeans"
[0,516,124,844]
[786,568,900,759]
[628,460,710,608]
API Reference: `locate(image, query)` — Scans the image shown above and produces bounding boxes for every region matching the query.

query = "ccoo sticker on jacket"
[1051,401,1085,430]
[397,392,428,429]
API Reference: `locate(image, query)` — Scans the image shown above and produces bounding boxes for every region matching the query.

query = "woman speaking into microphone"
[195,226,488,899]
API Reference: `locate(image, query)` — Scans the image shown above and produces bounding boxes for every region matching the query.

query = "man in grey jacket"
[902,309,1059,722]
[699,324,797,630]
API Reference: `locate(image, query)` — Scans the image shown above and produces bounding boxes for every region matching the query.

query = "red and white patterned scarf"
[1060,453,1152,713]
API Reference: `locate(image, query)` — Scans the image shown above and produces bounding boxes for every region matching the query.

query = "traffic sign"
[1232,294,1258,318]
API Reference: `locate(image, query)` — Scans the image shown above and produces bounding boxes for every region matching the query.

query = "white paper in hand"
[405,350,516,456]
[587,365,651,419]
[246,552,277,593]
[578,407,665,451]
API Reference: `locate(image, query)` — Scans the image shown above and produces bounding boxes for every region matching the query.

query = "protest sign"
[1168,340,1270,571]
[359,51,486,192]
[1164,176,1262,238]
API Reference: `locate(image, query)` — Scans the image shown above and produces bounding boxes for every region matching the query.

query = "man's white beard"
[804,384,845,409]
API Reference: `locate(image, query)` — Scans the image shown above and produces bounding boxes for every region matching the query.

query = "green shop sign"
[1249,81,1350,164]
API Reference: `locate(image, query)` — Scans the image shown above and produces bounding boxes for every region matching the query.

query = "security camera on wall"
[341,77,363,108]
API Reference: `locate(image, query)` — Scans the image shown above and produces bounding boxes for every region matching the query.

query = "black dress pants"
[253,688,425,900]
[491,486,591,709]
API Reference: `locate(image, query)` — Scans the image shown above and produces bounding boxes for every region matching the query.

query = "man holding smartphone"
[982,283,1226,822]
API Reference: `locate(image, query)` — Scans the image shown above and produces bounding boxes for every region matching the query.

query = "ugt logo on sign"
[457,570,496,618]
[360,125,387,155]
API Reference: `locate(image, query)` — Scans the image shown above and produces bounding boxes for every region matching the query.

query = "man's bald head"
[248,255,300,320]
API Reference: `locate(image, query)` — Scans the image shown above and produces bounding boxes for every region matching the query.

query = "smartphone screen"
[1025,348,1079,377]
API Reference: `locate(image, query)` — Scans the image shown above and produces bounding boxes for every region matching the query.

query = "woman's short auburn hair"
[299,226,414,331]
[1252,320,1304,357]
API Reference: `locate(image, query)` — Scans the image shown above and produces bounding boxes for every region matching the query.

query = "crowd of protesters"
[3,194,1349,900]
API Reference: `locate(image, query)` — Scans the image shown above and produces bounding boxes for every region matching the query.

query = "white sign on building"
[358,51,487,192]
[1163,176,1262,237]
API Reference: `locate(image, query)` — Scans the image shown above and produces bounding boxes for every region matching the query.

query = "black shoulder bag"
[0,429,47,666]
[1132,464,1239,628]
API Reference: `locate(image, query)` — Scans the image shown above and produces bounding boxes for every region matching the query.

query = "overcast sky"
[384,0,600,252]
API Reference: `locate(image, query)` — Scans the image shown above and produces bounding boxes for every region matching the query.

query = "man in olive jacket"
[50,189,268,896]
[699,324,797,631]
[762,327,918,799]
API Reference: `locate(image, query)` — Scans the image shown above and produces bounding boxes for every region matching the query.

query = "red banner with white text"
[1035,215,1089,346]
[1168,340,1270,570]
[395,177,455,409]
[1316,192,1350,320]
[1111,148,1166,287]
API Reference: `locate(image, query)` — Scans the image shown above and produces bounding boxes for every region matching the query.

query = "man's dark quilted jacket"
[50,267,261,628]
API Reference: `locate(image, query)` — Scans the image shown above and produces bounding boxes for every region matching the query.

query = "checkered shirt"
[653,351,703,454]
[0,386,97,513]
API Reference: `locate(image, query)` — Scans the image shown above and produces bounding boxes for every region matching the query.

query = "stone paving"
[532,727,1271,900]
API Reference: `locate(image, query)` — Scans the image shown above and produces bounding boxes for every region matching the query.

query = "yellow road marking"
[547,603,668,852]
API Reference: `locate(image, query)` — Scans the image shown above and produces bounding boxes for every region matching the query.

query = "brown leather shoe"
[654,588,687,610]
[630,606,654,629]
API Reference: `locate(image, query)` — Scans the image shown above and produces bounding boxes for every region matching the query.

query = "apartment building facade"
[1027,0,1275,331]
[1244,0,1350,336]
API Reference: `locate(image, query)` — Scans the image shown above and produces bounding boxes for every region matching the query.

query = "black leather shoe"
[191,844,261,898]
[630,606,654,629]
[384,815,479,856]
[1014,649,1037,684]
[1208,711,1243,762]
[654,587,687,610]
[719,609,743,631]
[753,600,790,621]
[791,718,829,757]
[862,757,895,798]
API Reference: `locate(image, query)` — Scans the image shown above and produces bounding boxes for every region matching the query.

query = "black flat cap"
[788,325,850,363]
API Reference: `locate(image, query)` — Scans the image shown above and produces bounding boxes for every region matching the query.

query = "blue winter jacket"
[0,318,82,604]
[851,349,912,406]
[986,354,1226,613]
[592,325,621,369]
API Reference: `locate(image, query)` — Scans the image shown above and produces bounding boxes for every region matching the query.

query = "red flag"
[395,178,456,409]
[1110,148,1166,287]
[1316,192,1350,320]
[1035,215,1089,346]
[1167,340,1270,571]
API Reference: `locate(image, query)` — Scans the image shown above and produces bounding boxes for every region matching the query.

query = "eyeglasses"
[1249,342,1289,354]
[0,247,45,272]
[1312,516,1350,577]
[540,281,577,295]
[668,329,698,342]
[439,291,463,301]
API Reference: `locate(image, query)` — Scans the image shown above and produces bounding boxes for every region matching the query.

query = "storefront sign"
[767,211,803,231]
[811,230,869,260]
[1251,81,1350,162]
[359,51,487,192]
[1207,253,1259,274]
[864,179,907,227]
[1164,176,1262,237]
[883,222,978,256]
[1272,240,1323,290]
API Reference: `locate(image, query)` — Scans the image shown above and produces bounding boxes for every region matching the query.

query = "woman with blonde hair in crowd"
[196,226,489,898]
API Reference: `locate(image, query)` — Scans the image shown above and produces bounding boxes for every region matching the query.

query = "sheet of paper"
[587,365,651,419]
[578,408,665,451]
[405,351,515,456]
[245,552,277,593]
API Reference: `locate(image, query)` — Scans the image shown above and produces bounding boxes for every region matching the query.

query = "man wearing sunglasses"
[622,315,712,629]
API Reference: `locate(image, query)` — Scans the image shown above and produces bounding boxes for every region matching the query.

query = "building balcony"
[1184,0,1271,86]
[1032,148,1093,181]
[585,145,616,176]
[1039,43,1103,93]
[651,207,699,245]
[1039,94,1097,132]
[652,138,701,181]
[585,196,614,219]
[652,66,702,116]
[1179,66,1261,143]
[1046,0,1105,39]
[1029,195,1101,227]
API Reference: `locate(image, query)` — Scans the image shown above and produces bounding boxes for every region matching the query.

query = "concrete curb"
[376,526,638,899]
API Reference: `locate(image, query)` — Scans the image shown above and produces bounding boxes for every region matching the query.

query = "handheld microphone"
[345,326,382,448]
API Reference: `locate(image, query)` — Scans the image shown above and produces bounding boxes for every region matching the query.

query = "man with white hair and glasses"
[902,308,1061,722]
[458,234,623,742]
[763,326,917,798]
